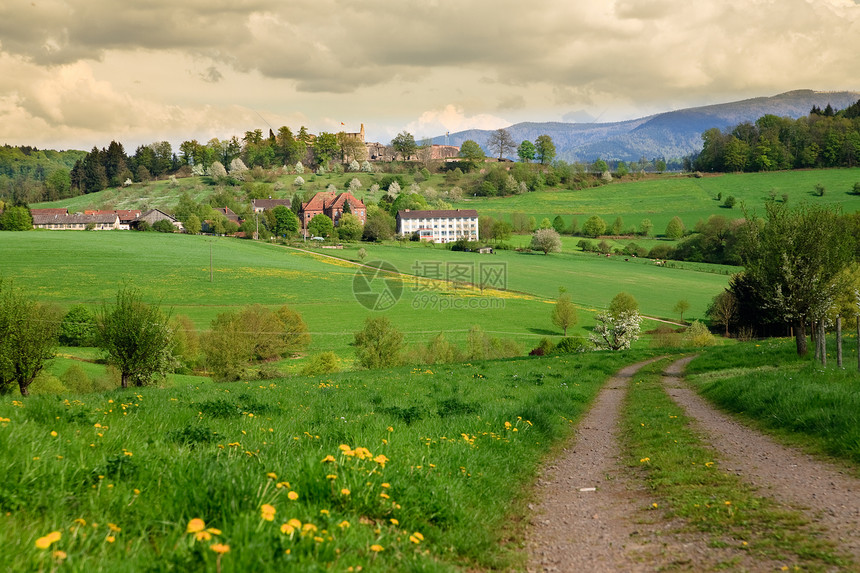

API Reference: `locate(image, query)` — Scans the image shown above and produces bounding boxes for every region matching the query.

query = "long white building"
[396,209,479,243]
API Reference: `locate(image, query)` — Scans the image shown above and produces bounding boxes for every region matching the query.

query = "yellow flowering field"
[0,351,644,571]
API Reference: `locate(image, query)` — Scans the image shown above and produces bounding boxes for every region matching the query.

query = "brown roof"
[30,208,69,216]
[85,209,141,221]
[252,199,292,210]
[33,213,118,225]
[301,191,336,212]
[329,192,364,211]
[397,209,478,219]
[214,207,241,222]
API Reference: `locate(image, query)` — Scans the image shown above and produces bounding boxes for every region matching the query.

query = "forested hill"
[434,90,860,163]
[0,145,86,202]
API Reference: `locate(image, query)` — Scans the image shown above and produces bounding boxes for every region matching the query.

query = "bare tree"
[487,128,516,160]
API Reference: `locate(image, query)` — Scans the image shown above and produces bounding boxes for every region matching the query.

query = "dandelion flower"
[321,455,335,463]
[373,454,389,467]
[338,521,350,529]
[387,426,394,432]
[187,518,206,533]
[287,491,299,501]
[108,523,121,532]
[389,518,399,525]
[326,474,338,480]
[53,550,67,560]
[381,483,390,489]
[261,504,276,521]
[195,531,212,541]
[651,503,658,508]
[379,493,390,499]
[341,488,350,496]
[207,528,222,535]
[280,523,296,535]
[287,518,302,529]
[267,472,278,479]
[210,543,230,554]
[319,509,329,515]
[35,531,62,549]
[106,536,116,543]
[50,431,58,437]
[370,544,384,552]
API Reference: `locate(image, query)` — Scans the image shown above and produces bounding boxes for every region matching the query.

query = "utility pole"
[209,239,213,282]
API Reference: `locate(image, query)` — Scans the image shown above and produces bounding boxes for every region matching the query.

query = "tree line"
[693,99,860,172]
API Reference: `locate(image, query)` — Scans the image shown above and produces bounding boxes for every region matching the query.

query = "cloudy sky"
[1,0,858,151]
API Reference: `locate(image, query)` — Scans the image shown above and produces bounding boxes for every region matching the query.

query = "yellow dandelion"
[389,518,399,525]
[380,493,390,499]
[341,488,351,496]
[106,536,116,543]
[210,543,230,554]
[35,531,62,549]
[320,509,329,515]
[50,431,58,437]
[411,531,424,541]
[280,523,296,535]
[187,518,206,533]
[381,483,390,489]
[74,518,87,527]
[370,544,384,552]
[409,534,422,544]
[321,454,336,463]
[338,520,350,529]
[387,426,393,432]
[287,491,299,501]
[260,504,276,521]
[267,472,278,479]
[108,523,121,532]
[195,531,212,541]
[326,474,338,480]
[338,444,351,451]
[207,528,221,535]
[652,503,658,508]
[53,550,67,560]
[287,518,302,529]
[373,454,389,467]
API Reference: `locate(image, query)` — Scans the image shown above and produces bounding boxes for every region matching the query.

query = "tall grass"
[0,351,647,571]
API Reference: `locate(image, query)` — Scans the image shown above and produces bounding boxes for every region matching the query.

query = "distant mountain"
[432,90,860,163]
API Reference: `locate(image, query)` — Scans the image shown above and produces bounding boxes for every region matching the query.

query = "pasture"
[0,351,642,571]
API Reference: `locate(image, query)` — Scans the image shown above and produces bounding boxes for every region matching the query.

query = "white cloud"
[404,105,510,140]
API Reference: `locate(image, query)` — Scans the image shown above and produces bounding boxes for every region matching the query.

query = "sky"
[1,0,858,151]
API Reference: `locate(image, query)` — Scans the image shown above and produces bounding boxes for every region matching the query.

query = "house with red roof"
[298,191,365,236]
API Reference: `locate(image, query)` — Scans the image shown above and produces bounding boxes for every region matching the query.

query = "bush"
[59,305,96,346]
[650,326,682,348]
[684,320,717,347]
[301,352,340,376]
[29,373,66,395]
[60,364,93,393]
[529,337,556,356]
[552,337,587,354]
[723,195,736,208]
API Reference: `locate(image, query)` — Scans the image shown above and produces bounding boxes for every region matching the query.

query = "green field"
[0,232,729,370]
[0,351,643,572]
[454,168,860,232]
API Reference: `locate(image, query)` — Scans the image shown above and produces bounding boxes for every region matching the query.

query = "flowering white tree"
[387,181,401,198]
[294,176,305,186]
[529,228,562,255]
[326,184,338,194]
[229,158,248,175]
[369,183,380,195]
[348,178,362,193]
[207,161,227,178]
[295,161,304,174]
[361,161,374,173]
[349,159,360,172]
[589,311,641,350]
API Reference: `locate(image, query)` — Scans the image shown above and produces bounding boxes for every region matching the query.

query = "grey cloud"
[200,66,223,83]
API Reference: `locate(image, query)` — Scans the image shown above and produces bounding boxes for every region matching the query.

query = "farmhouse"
[298,191,366,236]
[135,209,184,231]
[85,209,141,230]
[213,207,242,224]
[396,209,479,243]
[32,212,120,231]
[252,198,292,213]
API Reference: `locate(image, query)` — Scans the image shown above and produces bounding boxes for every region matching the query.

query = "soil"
[525,357,860,572]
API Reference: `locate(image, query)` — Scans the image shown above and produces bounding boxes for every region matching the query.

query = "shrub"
[722,195,736,208]
[60,364,93,394]
[684,320,717,347]
[302,352,341,376]
[552,337,588,354]
[59,305,96,346]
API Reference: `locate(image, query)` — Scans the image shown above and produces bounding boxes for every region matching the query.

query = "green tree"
[185,214,202,235]
[312,132,339,166]
[592,159,608,174]
[534,135,556,165]
[529,228,562,255]
[487,128,516,159]
[307,214,334,238]
[363,207,396,241]
[96,287,175,389]
[665,216,685,239]
[639,218,653,237]
[551,289,578,336]
[0,281,61,396]
[734,202,853,355]
[59,305,96,346]
[337,213,363,241]
[673,299,690,323]
[611,216,624,235]
[390,131,418,160]
[271,205,299,237]
[608,292,639,318]
[517,140,536,163]
[552,215,566,234]
[0,206,33,231]
[152,219,175,233]
[582,215,607,237]
[458,140,485,169]
[354,316,403,369]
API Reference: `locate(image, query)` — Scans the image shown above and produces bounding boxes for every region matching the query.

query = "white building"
[396,209,479,243]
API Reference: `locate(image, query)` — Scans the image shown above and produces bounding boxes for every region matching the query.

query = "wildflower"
[321,455,336,463]
[276,481,290,489]
[108,523,121,532]
[74,518,86,527]
[281,523,296,535]
[409,532,423,544]
[504,421,512,429]
[370,544,384,552]
[724,501,732,506]
[267,472,278,479]
[341,488,350,496]
[53,550,67,560]
[288,518,302,529]
[50,431,58,437]
[380,493,390,499]
[261,504,276,521]
[705,462,714,467]
[287,491,299,501]
[389,518,399,525]
[381,483,390,489]
[339,444,351,452]
[640,457,650,463]
[387,426,393,432]
[373,454,389,468]
[207,528,222,535]
[210,543,230,554]
[187,518,206,533]
[338,521,350,529]
[35,531,62,549]
[195,531,212,541]
[326,474,337,480]
[106,536,116,543]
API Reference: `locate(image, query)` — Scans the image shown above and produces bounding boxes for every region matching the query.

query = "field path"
[526,357,860,572]
[663,357,860,563]
[526,358,712,572]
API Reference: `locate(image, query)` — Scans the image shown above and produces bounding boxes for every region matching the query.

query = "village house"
[134,209,184,231]
[252,198,292,213]
[298,191,366,236]
[396,209,479,243]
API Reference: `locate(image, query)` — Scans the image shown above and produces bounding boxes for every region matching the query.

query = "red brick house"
[298,191,365,236]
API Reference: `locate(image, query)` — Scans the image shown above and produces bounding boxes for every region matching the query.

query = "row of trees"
[694,100,860,172]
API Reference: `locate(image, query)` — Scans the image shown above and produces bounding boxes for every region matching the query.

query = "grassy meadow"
[0,351,644,572]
